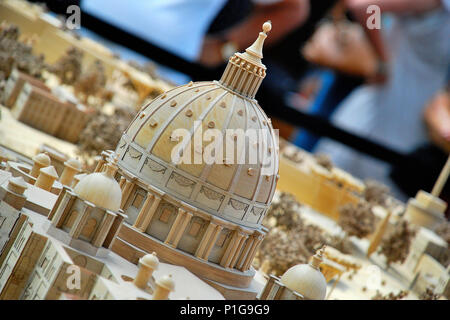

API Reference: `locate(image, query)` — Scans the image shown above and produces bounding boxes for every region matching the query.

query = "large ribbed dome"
[115,22,279,228]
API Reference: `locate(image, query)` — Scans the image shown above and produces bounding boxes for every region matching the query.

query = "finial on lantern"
[310,245,326,270]
[262,20,272,34]
[243,21,272,63]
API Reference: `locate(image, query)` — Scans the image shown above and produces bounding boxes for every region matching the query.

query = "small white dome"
[74,170,122,211]
[140,252,159,270]
[33,153,51,166]
[65,158,82,170]
[280,247,327,300]
[280,264,327,300]
[156,274,175,291]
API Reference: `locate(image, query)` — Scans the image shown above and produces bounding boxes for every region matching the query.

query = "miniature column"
[35,166,58,191]
[220,229,246,269]
[30,152,51,178]
[51,190,77,227]
[119,176,126,189]
[236,237,254,271]
[230,233,249,268]
[200,224,223,260]
[195,220,221,260]
[48,186,70,220]
[91,211,116,247]
[120,179,134,209]
[94,157,106,173]
[103,209,127,248]
[134,252,159,290]
[59,158,82,186]
[242,233,264,271]
[165,209,192,248]
[136,195,161,232]
[133,192,155,230]
[152,274,175,300]
[69,202,94,239]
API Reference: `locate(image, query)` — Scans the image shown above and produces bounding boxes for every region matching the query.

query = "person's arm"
[345,0,443,63]
[346,0,442,15]
[198,0,309,67]
[225,0,310,49]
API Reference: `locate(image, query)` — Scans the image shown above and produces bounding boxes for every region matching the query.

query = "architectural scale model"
[0,159,225,300]
[405,155,449,229]
[92,22,279,299]
[0,0,448,302]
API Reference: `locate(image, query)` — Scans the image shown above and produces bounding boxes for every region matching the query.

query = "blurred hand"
[424,90,450,153]
[198,36,224,68]
[366,60,389,85]
[302,21,381,79]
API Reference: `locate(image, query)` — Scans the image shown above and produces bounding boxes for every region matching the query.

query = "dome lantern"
[219,21,271,98]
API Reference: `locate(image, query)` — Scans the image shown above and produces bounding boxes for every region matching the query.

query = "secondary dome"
[65,157,82,170]
[33,152,51,166]
[280,247,327,300]
[156,274,175,291]
[115,22,279,228]
[140,252,159,270]
[74,160,122,211]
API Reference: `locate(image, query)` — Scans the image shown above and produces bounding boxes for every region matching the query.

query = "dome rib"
[129,83,216,142]
[147,86,221,154]
[175,89,229,164]
[227,96,250,195]
[198,93,238,183]
[251,98,279,192]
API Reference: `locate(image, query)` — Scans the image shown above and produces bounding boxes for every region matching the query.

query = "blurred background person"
[315,0,450,200]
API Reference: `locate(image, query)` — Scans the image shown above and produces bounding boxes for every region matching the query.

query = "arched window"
[65,210,78,229]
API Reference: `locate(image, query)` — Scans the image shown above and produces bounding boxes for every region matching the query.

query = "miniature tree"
[378,220,416,266]
[313,153,333,171]
[371,290,409,300]
[74,60,109,105]
[363,179,390,207]
[0,23,47,79]
[50,46,84,85]
[419,287,441,300]
[257,192,353,275]
[77,107,136,158]
[256,227,311,276]
[264,192,303,230]
[338,201,376,238]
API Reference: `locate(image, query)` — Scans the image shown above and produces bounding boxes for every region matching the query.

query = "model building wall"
[3,69,50,108]
[12,83,66,135]
[11,82,93,143]
[0,202,21,254]
[55,102,93,143]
